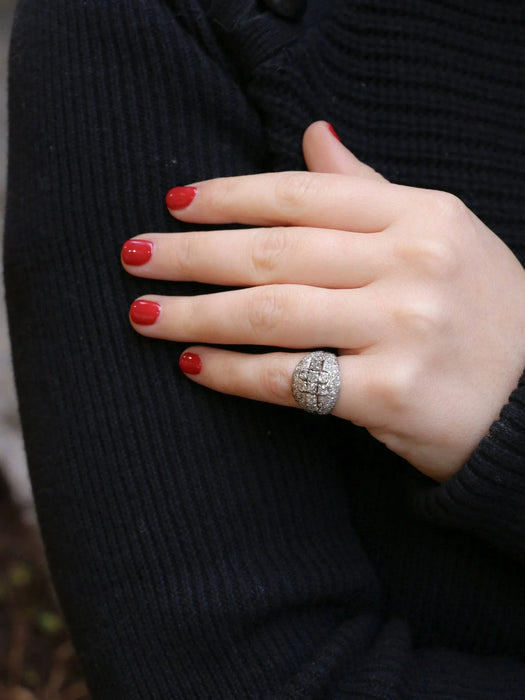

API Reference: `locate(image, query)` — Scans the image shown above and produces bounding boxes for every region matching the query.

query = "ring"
[291,351,341,415]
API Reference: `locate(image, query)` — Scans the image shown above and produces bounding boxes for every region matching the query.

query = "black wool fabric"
[4,0,525,697]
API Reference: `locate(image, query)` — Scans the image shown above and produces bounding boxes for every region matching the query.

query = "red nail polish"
[166,186,197,210]
[179,352,202,375]
[327,123,341,142]
[129,300,161,325]
[121,239,153,266]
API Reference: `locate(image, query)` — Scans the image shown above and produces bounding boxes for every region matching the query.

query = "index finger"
[165,171,411,232]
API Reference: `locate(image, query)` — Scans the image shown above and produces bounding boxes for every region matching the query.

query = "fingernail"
[327,123,341,142]
[129,300,161,325]
[166,186,198,210]
[179,352,202,375]
[121,239,153,266]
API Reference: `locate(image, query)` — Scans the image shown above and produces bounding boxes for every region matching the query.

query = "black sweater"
[4,0,525,697]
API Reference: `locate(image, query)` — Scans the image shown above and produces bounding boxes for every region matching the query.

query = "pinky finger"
[178,346,301,408]
[178,347,382,426]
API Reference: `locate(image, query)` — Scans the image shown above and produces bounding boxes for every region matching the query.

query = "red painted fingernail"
[129,300,161,325]
[179,352,202,375]
[327,123,341,142]
[166,186,198,210]
[121,239,153,266]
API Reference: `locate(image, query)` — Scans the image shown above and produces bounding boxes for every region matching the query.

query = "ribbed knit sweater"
[4,0,525,697]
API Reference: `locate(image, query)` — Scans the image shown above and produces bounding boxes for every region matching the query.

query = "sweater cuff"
[410,370,525,564]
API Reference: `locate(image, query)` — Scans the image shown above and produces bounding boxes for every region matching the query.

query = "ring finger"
[129,284,381,349]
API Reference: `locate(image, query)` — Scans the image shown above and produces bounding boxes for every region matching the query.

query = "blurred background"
[0,0,31,521]
[1,3,89,697]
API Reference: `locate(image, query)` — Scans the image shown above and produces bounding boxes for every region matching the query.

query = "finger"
[165,171,410,232]
[177,346,387,426]
[302,121,388,182]
[129,285,381,349]
[121,228,391,288]
[178,347,309,408]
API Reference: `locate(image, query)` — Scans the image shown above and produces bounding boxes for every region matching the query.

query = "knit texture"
[4,0,525,697]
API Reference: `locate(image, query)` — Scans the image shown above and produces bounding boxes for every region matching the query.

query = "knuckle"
[261,364,292,402]
[247,286,284,335]
[421,237,457,277]
[176,234,195,278]
[426,190,467,223]
[183,295,204,337]
[369,361,419,413]
[251,227,288,279]
[274,172,315,213]
[398,236,458,278]
[393,294,446,337]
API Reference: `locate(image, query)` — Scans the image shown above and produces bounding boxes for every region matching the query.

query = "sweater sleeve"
[4,1,525,698]
[410,371,525,565]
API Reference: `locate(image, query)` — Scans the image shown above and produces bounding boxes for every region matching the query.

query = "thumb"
[303,121,387,182]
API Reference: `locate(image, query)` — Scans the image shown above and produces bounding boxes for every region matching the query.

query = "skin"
[122,121,525,482]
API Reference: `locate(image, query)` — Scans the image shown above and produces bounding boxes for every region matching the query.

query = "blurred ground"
[0,472,89,699]
[0,3,90,697]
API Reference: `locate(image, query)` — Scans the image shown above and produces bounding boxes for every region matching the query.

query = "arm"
[304,124,525,564]
[411,373,525,564]
[5,1,525,697]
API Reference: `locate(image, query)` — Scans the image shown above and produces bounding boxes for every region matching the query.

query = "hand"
[121,121,525,482]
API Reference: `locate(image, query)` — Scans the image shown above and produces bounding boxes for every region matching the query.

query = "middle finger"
[121,228,390,288]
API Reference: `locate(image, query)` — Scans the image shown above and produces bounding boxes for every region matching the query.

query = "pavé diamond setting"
[291,351,341,415]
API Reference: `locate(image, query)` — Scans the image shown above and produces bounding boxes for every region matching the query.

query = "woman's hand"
[121,121,525,482]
